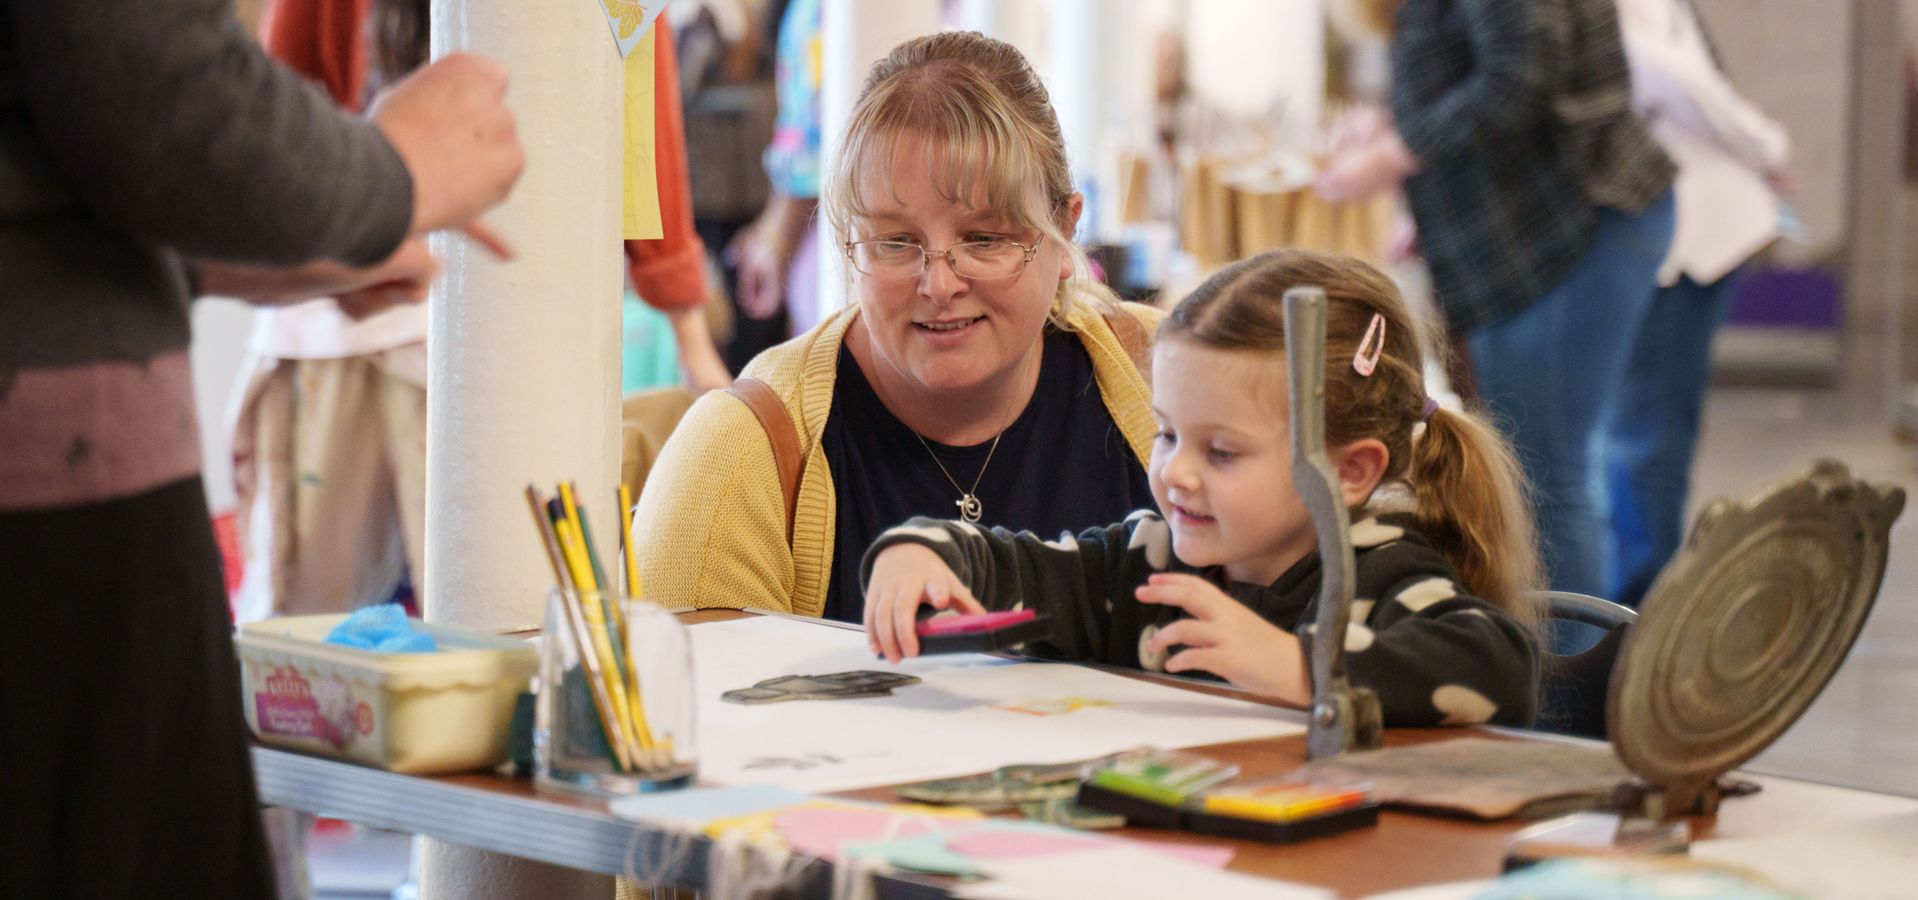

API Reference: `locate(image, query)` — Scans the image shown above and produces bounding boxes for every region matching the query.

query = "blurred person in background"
[725,0,822,354]
[1318,0,1675,600]
[0,1,522,894]
[1608,0,1792,606]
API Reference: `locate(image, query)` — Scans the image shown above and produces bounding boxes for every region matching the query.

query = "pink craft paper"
[772,806,976,861]
[945,830,1235,869]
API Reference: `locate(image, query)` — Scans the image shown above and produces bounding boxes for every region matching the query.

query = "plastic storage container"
[236,614,537,774]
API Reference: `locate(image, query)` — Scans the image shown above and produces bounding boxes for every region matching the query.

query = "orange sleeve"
[260,0,372,113]
[624,20,710,312]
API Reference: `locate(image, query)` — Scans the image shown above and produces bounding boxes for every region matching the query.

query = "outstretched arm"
[861,510,1171,664]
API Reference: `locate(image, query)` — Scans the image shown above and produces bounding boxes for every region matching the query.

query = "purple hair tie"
[1420,397,1440,422]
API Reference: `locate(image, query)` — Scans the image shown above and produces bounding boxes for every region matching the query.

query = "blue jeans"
[1605,271,1738,606]
[1467,192,1676,598]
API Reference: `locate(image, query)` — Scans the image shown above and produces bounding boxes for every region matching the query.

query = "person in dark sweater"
[864,250,1545,727]
[0,2,522,894]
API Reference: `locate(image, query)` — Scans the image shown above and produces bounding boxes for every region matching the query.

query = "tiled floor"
[1694,331,1918,797]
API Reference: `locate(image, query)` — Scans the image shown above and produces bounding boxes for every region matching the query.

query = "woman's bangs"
[839,84,1052,236]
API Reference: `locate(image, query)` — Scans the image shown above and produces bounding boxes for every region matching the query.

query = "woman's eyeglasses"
[843,238,1042,281]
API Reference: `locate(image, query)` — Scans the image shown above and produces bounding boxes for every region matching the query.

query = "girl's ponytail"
[1409,405,1543,627]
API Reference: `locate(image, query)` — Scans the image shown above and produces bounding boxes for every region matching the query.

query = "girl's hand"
[1136,573,1310,705]
[863,544,986,663]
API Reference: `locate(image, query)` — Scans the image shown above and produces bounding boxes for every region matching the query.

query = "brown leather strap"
[1101,305,1152,384]
[725,377,803,545]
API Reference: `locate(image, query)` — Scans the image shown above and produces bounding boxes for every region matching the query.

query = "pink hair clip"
[1353,313,1386,377]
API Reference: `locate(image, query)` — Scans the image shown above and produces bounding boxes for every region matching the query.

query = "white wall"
[1693,0,1854,265]
[1183,0,1325,151]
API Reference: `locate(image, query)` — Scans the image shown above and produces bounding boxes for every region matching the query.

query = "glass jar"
[535,589,696,794]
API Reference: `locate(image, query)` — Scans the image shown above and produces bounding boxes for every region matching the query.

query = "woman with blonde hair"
[634,31,1161,620]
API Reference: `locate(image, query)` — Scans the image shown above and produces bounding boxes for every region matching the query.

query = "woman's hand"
[1314,129,1418,203]
[333,238,440,319]
[370,53,524,256]
[1136,573,1309,705]
[726,192,818,319]
[863,543,986,663]
[193,236,438,313]
[727,217,793,320]
[665,306,733,393]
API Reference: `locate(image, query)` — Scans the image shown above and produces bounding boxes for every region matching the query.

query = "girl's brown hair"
[823,31,1119,325]
[1162,249,1541,625]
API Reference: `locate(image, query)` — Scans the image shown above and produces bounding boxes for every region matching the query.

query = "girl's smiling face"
[1148,339,1319,586]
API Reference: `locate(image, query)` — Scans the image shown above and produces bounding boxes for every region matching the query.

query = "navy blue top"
[819,328,1155,622]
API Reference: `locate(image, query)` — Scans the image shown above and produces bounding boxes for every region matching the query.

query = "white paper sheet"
[953,846,1333,900]
[1692,810,1918,898]
[690,616,1306,793]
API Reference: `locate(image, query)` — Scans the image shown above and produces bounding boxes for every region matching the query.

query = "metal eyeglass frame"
[842,237,1042,281]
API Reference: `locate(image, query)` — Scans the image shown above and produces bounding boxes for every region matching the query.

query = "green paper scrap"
[842,832,981,878]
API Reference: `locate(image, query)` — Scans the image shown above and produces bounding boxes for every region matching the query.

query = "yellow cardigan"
[633,300,1165,618]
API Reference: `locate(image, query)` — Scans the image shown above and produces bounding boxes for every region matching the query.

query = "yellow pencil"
[555,583,636,772]
[526,487,632,771]
[562,481,626,639]
[615,482,662,762]
[619,483,642,600]
[555,519,644,757]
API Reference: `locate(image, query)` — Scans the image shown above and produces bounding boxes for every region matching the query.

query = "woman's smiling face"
[848,130,1070,398]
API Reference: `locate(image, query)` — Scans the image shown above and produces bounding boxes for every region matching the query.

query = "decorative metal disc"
[1610,461,1905,794]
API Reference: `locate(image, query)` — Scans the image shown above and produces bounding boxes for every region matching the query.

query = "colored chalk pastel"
[916,609,1038,636]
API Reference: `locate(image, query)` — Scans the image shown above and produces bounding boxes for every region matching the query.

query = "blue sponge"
[323,604,438,653]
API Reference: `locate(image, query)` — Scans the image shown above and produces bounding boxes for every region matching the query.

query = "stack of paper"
[690,616,1306,793]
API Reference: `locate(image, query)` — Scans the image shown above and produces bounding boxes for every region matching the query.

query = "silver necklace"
[915,432,1002,524]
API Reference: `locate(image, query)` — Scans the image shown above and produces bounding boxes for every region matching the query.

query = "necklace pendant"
[956,494,983,524]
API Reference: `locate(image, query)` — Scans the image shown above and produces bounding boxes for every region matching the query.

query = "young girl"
[862,249,1544,727]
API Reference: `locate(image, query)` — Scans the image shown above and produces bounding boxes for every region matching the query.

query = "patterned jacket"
[864,511,1540,727]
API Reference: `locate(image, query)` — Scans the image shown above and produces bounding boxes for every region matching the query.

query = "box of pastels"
[236,609,537,774]
[1076,749,1380,843]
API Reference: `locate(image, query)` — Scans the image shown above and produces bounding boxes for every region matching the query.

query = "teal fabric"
[622,292,682,392]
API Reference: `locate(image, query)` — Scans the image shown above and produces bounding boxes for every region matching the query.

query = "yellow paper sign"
[599,0,661,58]
[622,27,662,241]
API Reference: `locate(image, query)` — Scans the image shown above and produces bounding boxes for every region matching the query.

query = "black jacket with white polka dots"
[862,510,1540,727]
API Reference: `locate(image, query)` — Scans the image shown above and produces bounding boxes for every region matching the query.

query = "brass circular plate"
[1609,461,1905,787]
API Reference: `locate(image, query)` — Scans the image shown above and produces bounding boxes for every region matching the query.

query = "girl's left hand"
[1136,573,1310,705]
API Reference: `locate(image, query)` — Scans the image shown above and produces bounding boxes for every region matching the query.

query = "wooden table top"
[252,608,1918,898]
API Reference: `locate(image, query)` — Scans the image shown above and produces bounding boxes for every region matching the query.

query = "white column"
[815,0,942,323]
[1047,0,1131,243]
[1185,0,1325,149]
[420,1,623,897]
[950,0,1048,67]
